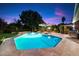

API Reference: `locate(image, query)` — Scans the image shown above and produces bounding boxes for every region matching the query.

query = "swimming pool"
[14,32,62,50]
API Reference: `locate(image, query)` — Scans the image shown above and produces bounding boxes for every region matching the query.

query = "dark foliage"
[61,16,66,24]
[0,18,7,33]
[19,10,45,31]
[61,16,66,33]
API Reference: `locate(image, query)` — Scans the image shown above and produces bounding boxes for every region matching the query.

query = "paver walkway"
[0,33,79,56]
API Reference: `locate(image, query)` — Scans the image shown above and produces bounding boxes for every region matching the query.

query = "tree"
[14,19,23,31]
[3,23,16,33]
[0,18,7,33]
[61,16,65,24]
[19,10,45,31]
[61,16,66,34]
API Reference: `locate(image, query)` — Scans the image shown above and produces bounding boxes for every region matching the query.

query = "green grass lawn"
[0,33,18,42]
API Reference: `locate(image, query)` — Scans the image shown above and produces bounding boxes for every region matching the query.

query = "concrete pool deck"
[0,32,79,56]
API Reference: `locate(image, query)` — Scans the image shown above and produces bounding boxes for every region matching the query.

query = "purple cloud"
[43,17,61,25]
[55,8,65,16]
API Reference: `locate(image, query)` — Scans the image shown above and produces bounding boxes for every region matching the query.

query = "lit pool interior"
[14,32,62,50]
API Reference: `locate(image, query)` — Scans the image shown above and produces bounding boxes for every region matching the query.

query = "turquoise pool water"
[14,32,62,50]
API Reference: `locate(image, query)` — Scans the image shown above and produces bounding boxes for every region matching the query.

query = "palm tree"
[61,16,66,34]
[62,16,65,24]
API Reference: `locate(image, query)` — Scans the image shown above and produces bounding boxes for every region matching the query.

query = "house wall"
[75,21,79,30]
[73,4,79,31]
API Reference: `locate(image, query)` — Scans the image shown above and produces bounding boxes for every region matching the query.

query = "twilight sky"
[0,3,75,25]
